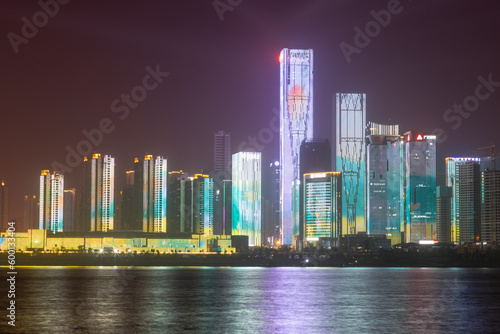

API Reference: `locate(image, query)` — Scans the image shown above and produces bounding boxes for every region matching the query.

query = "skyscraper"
[141,155,167,233]
[366,123,402,244]
[39,170,64,232]
[81,154,115,232]
[482,169,500,243]
[232,152,262,246]
[120,171,137,231]
[0,181,8,232]
[223,179,232,236]
[302,172,342,245]
[63,189,76,232]
[404,132,437,242]
[436,186,452,243]
[193,174,214,236]
[24,195,38,230]
[213,131,231,174]
[280,48,313,245]
[446,157,481,243]
[168,170,188,234]
[336,93,366,235]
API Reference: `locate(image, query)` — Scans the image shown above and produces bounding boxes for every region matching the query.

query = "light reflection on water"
[2,267,500,333]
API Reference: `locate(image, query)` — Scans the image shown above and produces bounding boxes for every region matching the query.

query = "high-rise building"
[232,152,262,246]
[336,93,366,235]
[120,171,136,231]
[168,170,188,234]
[404,132,437,242]
[482,169,500,243]
[213,131,231,174]
[446,157,481,243]
[263,161,280,245]
[436,186,452,243]
[223,179,232,236]
[24,195,38,230]
[280,48,313,245]
[39,170,64,232]
[302,172,342,245]
[179,173,214,235]
[1,181,8,232]
[366,123,403,245]
[81,154,115,232]
[180,177,193,233]
[141,155,167,233]
[63,189,76,232]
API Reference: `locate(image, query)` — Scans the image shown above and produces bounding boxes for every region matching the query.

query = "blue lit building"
[366,123,403,245]
[404,132,436,242]
[280,48,313,245]
[232,152,262,246]
[336,93,366,235]
[142,155,167,233]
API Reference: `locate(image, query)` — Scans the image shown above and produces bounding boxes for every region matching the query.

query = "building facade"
[0,181,8,232]
[63,189,76,232]
[482,170,500,243]
[280,48,313,245]
[436,186,452,243]
[336,93,366,235]
[141,155,167,233]
[232,152,262,246]
[24,195,38,230]
[39,170,64,232]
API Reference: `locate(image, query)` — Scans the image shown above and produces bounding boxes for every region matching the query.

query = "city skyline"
[1,1,500,229]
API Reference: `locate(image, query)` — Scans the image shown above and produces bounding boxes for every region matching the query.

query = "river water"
[2,267,500,333]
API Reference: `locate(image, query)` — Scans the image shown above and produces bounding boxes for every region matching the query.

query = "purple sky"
[1,0,500,228]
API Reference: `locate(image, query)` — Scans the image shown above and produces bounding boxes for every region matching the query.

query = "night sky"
[1,0,500,228]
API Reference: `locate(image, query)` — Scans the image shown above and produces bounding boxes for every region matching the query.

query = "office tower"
[366,123,403,244]
[302,172,342,245]
[336,93,366,235]
[142,155,167,233]
[482,169,500,243]
[223,180,232,235]
[39,170,64,232]
[446,157,481,243]
[120,171,136,231]
[168,170,188,234]
[436,186,452,243]
[213,131,231,235]
[1,181,8,231]
[232,152,262,246]
[299,138,331,243]
[280,48,313,245]
[24,195,38,230]
[386,135,406,244]
[179,174,214,235]
[63,189,76,232]
[81,154,115,232]
[213,131,231,174]
[404,132,437,242]
[263,161,280,245]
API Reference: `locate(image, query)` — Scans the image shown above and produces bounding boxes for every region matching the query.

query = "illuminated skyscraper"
[63,189,76,232]
[232,152,262,246]
[446,157,481,243]
[81,154,115,232]
[280,48,313,245]
[404,132,436,242]
[366,123,403,244]
[179,173,214,235]
[336,93,366,235]
[142,155,167,233]
[0,181,8,232]
[302,172,341,245]
[39,170,64,232]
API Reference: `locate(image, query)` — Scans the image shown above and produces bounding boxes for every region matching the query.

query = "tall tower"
[232,152,262,246]
[366,123,402,244]
[24,195,38,230]
[167,170,188,234]
[336,93,366,235]
[63,189,76,232]
[82,154,115,232]
[482,169,500,243]
[39,170,64,232]
[0,181,8,232]
[142,155,167,233]
[280,48,313,245]
[404,132,437,242]
[213,131,231,235]
[436,186,452,243]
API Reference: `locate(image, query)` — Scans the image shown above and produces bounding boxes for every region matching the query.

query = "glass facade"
[39,170,64,232]
[404,132,436,243]
[336,93,366,235]
[302,172,341,243]
[280,48,313,245]
[232,152,262,247]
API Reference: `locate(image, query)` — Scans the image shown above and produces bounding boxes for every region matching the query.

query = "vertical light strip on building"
[39,170,64,232]
[280,48,313,245]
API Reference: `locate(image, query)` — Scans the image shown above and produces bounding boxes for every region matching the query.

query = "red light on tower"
[406,135,411,142]
[416,134,423,141]
[279,53,282,63]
